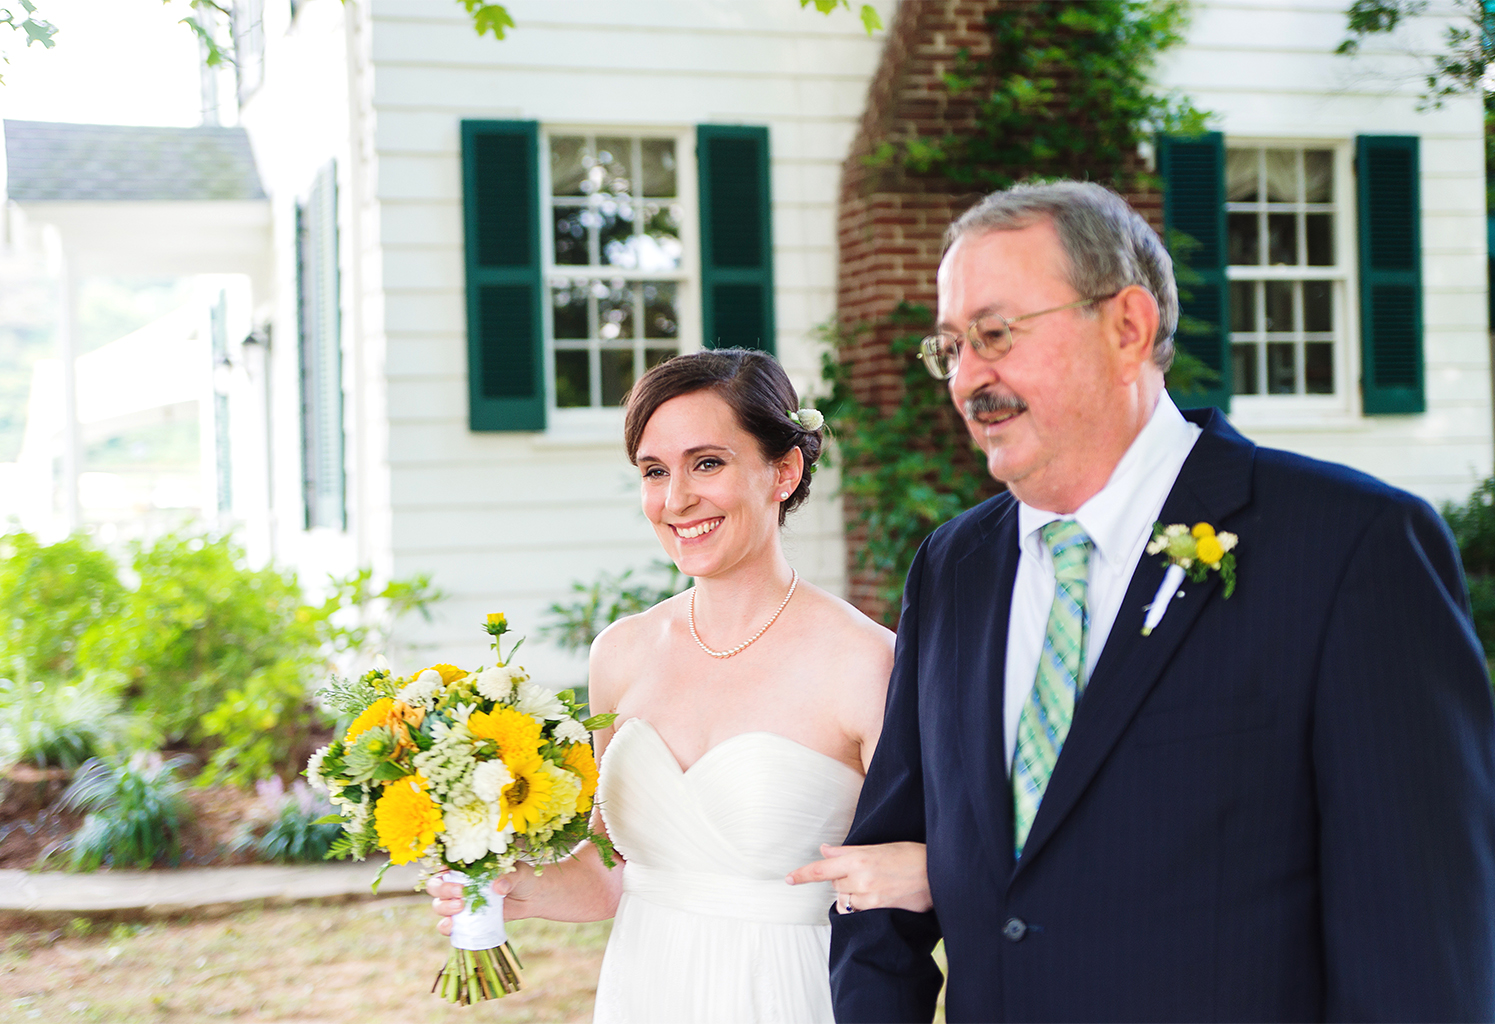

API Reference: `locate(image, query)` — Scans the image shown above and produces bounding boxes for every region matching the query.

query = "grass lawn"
[1,897,609,1023]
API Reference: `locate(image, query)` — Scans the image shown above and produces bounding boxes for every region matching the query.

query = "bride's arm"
[430,625,632,928]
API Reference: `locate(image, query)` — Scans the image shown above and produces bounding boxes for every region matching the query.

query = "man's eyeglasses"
[919,293,1119,380]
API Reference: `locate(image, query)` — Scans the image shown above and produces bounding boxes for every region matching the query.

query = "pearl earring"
[779,492,790,500]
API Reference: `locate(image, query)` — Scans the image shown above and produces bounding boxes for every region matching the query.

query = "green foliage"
[800,0,883,34]
[60,753,191,871]
[0,1,56,83]
[233,778,341,864]
[1443,477,1495,659]
[458,0,514,39]
[542,561,686,654]
[0,675,149,770]
[879,1,1207,190]
[0,532,124,683]
[820,305,997,618]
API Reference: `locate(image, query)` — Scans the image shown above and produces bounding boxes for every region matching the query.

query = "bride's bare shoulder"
[799,584,895,679]
[588,592,686,709]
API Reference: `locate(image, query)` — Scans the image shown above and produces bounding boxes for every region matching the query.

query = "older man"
[828,181,1495,1021]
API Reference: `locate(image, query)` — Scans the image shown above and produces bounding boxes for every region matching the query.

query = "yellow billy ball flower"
[502,758,556,835]
[1191,522,1215,539]
[345,698,395,744]
[1196,534,1225,566]
[560,741,599,814]
[468,705,545,764]
[375,775,444,865]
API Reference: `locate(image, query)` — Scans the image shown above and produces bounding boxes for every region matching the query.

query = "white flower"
[1217,531,1238,553]
[441,801,513,864]
[474,664,521,703]
[471,758,514,805]
[306,745,331,792]
[1145,535,1168,556]
[554,718,589,745]
[450,702,477,725]
[1164,524,1188,538]
[396,674,441,709]
[514,680,567,721]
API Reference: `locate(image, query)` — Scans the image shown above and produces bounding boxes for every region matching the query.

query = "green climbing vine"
[824,1,1211,619]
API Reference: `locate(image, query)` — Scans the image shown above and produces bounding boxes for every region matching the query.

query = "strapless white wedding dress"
[592,718,862,1023]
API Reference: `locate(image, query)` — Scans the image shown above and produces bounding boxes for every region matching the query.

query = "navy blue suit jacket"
[830,409,1495,1022]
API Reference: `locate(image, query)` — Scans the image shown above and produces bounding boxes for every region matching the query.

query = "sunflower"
[502,759,556,835]
[345,698,395,743]
[375,774,444,865]
[559,742,599,814]
[467,705,545,764]
[420,663,468,684]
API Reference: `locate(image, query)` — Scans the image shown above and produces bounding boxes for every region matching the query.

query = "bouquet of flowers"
[307,613,615,1004]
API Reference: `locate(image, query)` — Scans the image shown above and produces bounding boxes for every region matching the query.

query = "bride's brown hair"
[623,348,823,525]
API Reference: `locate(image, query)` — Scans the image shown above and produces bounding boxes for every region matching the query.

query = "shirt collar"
[1017,393,1198,568]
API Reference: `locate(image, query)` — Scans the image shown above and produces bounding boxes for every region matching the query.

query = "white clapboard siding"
[367,0,893,677]
[1156,0,1492,503]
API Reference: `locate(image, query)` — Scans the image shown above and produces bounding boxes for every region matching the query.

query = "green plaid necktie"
[1012,520,1093,859]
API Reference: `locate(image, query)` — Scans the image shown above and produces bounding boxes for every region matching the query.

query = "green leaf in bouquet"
[344,726,397,783]
[371,858,393,893]
[581,713,617,731]
[312,813,346,825]
[372,760,414,783]
[592,830,617,870]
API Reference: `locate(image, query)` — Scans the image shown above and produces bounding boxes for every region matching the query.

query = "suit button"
[1002,917,1027,942]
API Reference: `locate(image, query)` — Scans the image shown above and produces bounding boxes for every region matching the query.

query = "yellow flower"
[345,698,395,744]
[539,762,582,825]
[559,742,599,814]
[487,613,507,628]
[468,705,545,765]
[503,759,556,834]
[375,775,444,865]
[1196,534,1225,566]
[1191,522,1215,539]
[419,663,467,684]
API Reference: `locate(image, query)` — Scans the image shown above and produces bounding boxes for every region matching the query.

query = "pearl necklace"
[689,570,800,659]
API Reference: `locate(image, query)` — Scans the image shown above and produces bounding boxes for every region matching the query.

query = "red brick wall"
[835,0,1163,620]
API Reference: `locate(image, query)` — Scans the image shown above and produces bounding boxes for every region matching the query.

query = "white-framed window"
[1225,145,1351,401]
[541,130,696,411]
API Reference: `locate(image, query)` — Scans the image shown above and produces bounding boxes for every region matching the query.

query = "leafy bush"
[232,777,341,863]
[542,560,686,654]
[0,532,124,682]
[1442,477,1495,659]
[60,753,191,871]
[0,675,148,770]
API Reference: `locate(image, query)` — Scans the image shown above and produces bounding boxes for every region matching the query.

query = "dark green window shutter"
[1357,135,1424,415]
[1159,131,1231,412]
[298,160,344,530]
[462,120,544,431]
[698,125,774,353]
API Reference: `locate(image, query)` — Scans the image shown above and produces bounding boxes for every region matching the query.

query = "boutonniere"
[1140,522,1238,636]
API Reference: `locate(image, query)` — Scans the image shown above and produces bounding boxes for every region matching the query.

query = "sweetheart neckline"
[613,717,864,780]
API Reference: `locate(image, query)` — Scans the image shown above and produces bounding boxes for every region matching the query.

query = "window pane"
[643,281,679,338]
[1226,149,1258,201]
[641,139,677,197]
[1304,281,1332,332]
[1265,281,1294,332]
[1267,342,1296,394]
[551,283,590,339]
[1232,343,1259,394]
[1303,150,1333,203]
[1267,213,1297,265]
[1304,342,1333,394]
[595,137,633,196]
[1265,149,1297,202]
[550,136,589,196]
[552,205,589,265]
[1305,213,1334,266]
[598,200,637,266]
[598,283,635,341]
[600,348,635,407]
[1230,280,1256,332]
[555,350,590,407]
[642,203,684,271]
[1228,213,1259,265]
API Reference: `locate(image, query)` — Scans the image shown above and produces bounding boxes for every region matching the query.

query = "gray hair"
[946,181,1178,371]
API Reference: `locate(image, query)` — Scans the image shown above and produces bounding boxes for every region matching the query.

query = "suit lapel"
[953,497,1020,873]
[1011,409,1256,876]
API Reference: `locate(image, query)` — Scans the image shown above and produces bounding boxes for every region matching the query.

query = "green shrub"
[0,674,147,770]
[233,777,340,863]
[60,753,191,871]
[1443,477,1495,658]
[0,532,123,682]
[543,561,686,654]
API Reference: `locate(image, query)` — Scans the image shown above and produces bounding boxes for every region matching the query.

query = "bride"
[430,348,930,1022]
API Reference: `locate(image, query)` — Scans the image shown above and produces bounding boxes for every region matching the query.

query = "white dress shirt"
[1002,393,1202,770]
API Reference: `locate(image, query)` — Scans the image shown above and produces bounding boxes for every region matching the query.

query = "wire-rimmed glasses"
[919,293,1119,380]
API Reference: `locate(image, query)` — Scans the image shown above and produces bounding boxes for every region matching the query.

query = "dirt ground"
[0,897,610,1023]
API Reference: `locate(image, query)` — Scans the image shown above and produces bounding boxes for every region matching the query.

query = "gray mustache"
[963,388,1028,420]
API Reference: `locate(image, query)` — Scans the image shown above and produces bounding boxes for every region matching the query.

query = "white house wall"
[369,0,892,681]
[1156,0,1493,502]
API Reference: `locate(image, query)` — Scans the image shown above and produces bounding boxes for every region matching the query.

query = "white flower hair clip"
[788,408,824,431]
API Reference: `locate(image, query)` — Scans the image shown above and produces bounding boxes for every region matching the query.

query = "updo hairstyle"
[623,348,823,526]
